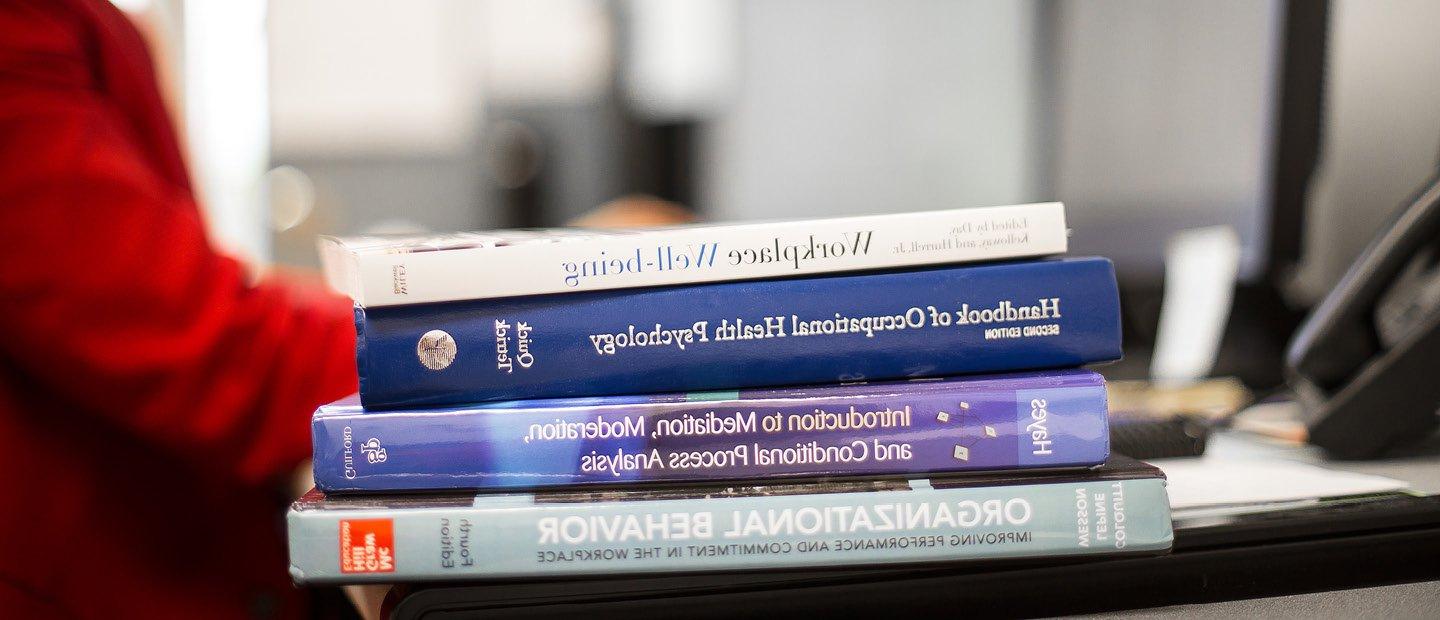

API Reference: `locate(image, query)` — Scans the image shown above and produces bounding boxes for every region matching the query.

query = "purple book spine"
[313,369,1109,492]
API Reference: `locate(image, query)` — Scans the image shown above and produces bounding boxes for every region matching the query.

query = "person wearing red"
[0,0,358,617]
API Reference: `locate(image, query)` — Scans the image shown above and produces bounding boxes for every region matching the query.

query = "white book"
[319,202,1068,307]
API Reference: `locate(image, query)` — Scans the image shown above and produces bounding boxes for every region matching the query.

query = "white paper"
[1153,458,1409,510]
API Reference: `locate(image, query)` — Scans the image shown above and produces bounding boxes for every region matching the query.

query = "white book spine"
[341,202,1067,306]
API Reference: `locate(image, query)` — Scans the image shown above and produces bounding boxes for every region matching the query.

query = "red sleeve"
[0,0,358,487]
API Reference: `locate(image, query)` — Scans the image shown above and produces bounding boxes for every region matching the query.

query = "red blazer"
[0,1,357,617]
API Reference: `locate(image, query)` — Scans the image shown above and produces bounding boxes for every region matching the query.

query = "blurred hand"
[569,195,696,228]
[344,585,391,620]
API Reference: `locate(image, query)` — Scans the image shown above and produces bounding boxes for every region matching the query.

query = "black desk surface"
[376,431,1440,618]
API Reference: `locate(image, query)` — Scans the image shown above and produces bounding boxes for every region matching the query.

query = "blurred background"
[121,0,1440,390]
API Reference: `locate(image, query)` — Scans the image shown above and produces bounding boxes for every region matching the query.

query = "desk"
[1200,429,1440,494]
[1113,581,1440,618]
[1097,429,1440,618]
[367,428,1440,618]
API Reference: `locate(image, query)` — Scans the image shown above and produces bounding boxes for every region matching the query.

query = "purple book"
[313,369,1110,492]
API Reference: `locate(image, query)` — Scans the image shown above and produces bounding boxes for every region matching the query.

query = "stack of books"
[287,202,1173,583]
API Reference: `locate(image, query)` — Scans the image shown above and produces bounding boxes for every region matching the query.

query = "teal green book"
[287,458,1171,583]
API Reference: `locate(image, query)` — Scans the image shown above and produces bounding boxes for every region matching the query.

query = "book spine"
[353,202,1067,306]
[356,258,1122,408]
[316,371,1110,492]
[287,477,1172,583]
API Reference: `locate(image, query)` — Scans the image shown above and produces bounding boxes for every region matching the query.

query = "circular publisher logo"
[417,329,457,370]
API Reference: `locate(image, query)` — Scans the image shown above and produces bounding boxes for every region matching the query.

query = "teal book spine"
[287,465,1172,583]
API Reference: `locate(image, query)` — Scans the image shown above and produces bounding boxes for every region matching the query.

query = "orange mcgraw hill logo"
[339,518,396,574]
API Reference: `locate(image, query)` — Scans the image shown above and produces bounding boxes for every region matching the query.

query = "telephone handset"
[1287,171,1440,458]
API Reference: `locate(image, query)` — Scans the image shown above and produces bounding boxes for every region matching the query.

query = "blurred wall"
[261,0,1440,294]
[1053,0,1282,282]
[699,0,1285,285]
[701,0,1050,220]
[265,0,617,266]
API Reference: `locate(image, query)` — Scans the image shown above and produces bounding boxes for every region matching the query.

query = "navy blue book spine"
[356,257,1121,408]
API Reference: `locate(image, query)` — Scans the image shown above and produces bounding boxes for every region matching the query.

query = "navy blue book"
[357,257,1121,408]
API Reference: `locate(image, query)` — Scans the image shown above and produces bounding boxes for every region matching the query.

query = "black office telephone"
[1287,171,1440,458]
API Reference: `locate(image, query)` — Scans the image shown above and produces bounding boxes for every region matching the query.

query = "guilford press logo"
[417,329,457,370]
[360,437,387,464]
